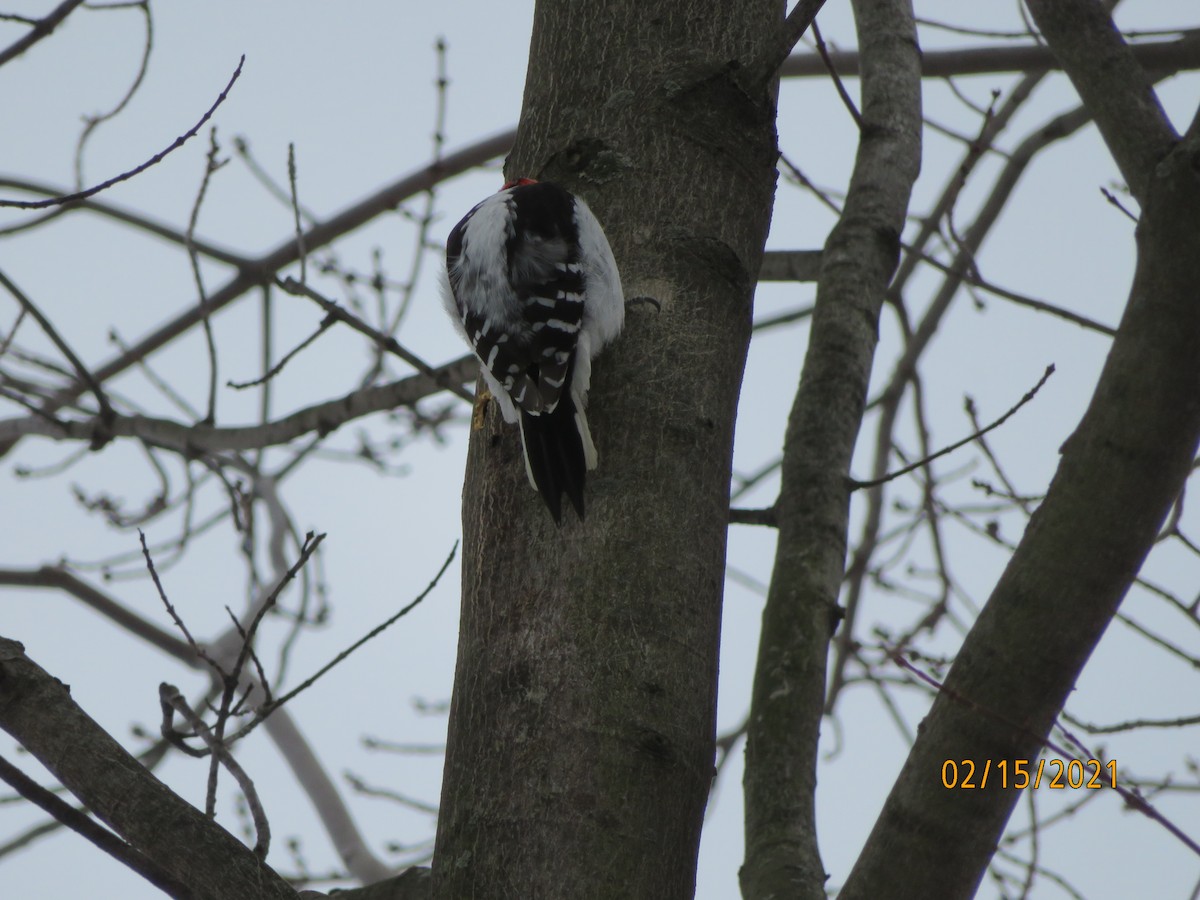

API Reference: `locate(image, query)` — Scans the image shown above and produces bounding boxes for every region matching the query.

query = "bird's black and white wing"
[442,179,623,522]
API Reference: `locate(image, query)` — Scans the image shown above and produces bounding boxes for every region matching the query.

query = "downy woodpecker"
[442,179,624,522]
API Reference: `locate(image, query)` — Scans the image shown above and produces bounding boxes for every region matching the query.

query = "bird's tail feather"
[519,396,588,524]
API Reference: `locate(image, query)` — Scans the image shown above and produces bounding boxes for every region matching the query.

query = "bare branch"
[280,276,475,404]
[159,686,271,859]
[0,354,479,451]
[0,0,85,68]
[0,562,390,885]
[891,654,1200,858]
[729,506,778,527]
[757,0,829,82]
[0,177,253,265]
[288,144,307,284]
[187,128,227,424]
[228,314,334,390]
[780,29,1200,79]
[1024,0,1178,202]
[228,531,327,701]
[0,752,194,899]
[0,56,245,209]
[811,20,862,127]
[139,529,214,668]
[0,267,114,433]
[232,542,456,743]
[758,250,822,282]
[841,60,1200,894]
[0,566,195,662]
[0,637,296,898]
[1100,185,1139,222]
[828,92,1104,712]
[344,772,438,815]
[1061,710,1200,735]
[849,365,1055,491]
[72,1,153,188]
[914,252,1117,336]
[0,305,26,357]
[0,129,513,449]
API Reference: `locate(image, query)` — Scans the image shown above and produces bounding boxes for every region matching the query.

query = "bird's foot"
[472,388,493,430]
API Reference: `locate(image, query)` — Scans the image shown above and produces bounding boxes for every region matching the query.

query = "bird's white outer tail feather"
[575,405,597,471]
[516,419,538,490]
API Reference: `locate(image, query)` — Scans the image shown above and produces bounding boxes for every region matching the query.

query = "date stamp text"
[941,758,1116,790]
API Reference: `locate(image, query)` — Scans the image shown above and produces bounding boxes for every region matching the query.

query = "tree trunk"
[740,1,922,897]
[431,0,783,897]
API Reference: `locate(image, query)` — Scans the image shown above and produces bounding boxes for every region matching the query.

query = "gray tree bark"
[740,1,922,897]
[430,0,787,897]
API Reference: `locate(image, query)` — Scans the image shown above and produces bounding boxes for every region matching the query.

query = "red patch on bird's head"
[502,177,538,190]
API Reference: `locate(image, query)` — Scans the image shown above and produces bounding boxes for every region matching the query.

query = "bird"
[442,178,624,523]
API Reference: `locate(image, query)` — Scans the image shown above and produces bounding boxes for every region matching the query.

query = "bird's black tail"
[519,394,587,524]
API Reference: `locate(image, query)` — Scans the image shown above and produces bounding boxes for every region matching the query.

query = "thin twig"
[0,267,114,432]
[109,327,202,419]
[139,529,217,668]
[229,542,457,743]
[893,654,1200,858]
[753,304,814,332]
[278,276,474,403]
[1099,186,1139,223]
[1061,710,1200,735]
[344,772,438,815]
[0,55,245,209]
[363,37,452,384]
[187,128,226,424]
[966,396,1034,516]
[731,456,782,502]
[812,20,862,127]
[0,386,68,433]
[0,306,27,358]
[223,608,273,706]
[914,16,1038,41]
[228,532,326,703]
[288,144,307,284]
[949,262,1115,335]
[758,0,829,81]
[849,365,1055,491]
[227,315,334,390]
[361,737,445,754]
[159,686,271,858]
[231,136,319,222]
[73,1,153,188]
[0,0,86,68]
[255,285,274,466]
[0,176,254,264]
